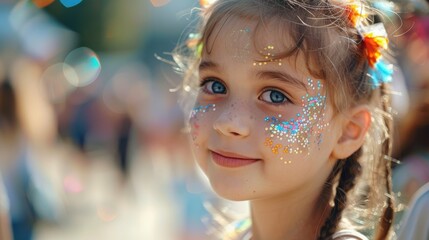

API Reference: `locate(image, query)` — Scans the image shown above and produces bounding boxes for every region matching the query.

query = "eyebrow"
[199,60,219,72]
[256,70,308,91]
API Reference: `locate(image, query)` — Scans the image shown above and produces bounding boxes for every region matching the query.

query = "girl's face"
[190,18,343,201]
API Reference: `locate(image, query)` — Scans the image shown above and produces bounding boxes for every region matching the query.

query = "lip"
[210,150,260,168]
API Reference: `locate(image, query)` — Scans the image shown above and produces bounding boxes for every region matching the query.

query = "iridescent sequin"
[191,103,216,118]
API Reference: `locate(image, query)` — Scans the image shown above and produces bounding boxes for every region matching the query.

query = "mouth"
[210,150,260,168]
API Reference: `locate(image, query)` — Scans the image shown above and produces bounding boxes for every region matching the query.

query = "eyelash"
[259,88,292,105]
[199,77,227,95]
[199,77,293,105]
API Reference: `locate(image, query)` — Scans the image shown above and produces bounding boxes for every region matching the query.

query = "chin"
[210,179,255,201]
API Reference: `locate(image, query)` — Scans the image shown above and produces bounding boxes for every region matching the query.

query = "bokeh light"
[41,63,76,103]
[59,0,83,8]
[150,0,170,7]
[63,47,101,87]
[32,0,55,8]
[97,205,117,222]
[63,175,83,194]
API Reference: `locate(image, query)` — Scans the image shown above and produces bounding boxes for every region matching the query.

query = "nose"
[213,106,251,138]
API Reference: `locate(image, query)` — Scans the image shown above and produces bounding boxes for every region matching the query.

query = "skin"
[190,17,370,240]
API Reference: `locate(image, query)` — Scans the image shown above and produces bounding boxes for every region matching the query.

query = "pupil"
[270,91,284,103]
[212,82,225,93]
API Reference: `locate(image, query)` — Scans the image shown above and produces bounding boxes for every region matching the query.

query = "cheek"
[262,79,330,163]
[189,117,201,146]
[189,103,217,147]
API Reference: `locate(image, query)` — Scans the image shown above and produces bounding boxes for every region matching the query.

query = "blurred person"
[0,79,36,240]
[0,59,63,240]
[392,81,429,204]
[116,115,132,178]
[392,8,429,206]
[396,182,429,240]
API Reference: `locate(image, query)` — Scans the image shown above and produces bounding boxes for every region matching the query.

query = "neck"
[249,181,331,240]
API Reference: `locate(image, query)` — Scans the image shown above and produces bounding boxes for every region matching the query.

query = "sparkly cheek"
[263,78,330,164]
[189,103,217,147]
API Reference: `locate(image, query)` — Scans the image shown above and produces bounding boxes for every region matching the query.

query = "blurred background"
[0,0,428,239]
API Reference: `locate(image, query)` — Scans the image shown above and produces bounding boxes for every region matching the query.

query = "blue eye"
[260,89,289,104]
[201,79,227,94]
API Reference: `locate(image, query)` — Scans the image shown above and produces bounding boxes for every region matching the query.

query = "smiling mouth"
[211,151,260,168]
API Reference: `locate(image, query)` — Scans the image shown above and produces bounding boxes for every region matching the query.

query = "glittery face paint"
[253,45,283,66]
[264,78,329,163]
[190,103,216,147]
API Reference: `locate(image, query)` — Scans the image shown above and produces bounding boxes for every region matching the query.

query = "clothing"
[329,229,369,240]
[392,152,429,204]
[222,218,368,240]
[397,182,429,240]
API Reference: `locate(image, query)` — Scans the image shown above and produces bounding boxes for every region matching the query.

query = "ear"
[332,105,371,159]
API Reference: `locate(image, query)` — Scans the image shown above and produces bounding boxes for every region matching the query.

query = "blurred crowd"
[0,0,428,240]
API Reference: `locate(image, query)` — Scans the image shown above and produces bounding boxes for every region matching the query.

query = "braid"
[374,83,394,240]
[318,148,363,240]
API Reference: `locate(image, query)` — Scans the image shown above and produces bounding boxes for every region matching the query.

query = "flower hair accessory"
[346,1,393,88]
[200,0,217,8]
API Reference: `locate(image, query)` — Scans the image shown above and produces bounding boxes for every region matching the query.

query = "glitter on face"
[253,45,283,66]
[190,103,217,146]
[191,103,216,118]
[264,78,329,163]
[231,28,252,62]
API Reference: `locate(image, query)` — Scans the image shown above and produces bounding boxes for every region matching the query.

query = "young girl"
[176,0,395,239]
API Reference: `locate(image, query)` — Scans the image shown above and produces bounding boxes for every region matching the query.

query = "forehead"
[202,16,314,80]
[205,17,291,57]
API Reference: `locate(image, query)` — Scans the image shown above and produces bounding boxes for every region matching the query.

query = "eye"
[260,89,290,104]
[200,78,227,94]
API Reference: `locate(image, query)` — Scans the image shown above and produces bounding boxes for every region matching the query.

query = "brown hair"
[175,0,395,239]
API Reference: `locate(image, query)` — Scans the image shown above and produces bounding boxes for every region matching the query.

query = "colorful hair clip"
[345,2,367,27]
[360,23,392,87]
[200,0,217,8]
[368,59,393,89]
[361,23,389,68]
[345,2,392,88]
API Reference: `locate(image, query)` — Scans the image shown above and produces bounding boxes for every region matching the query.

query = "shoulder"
[330,229,368,240]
